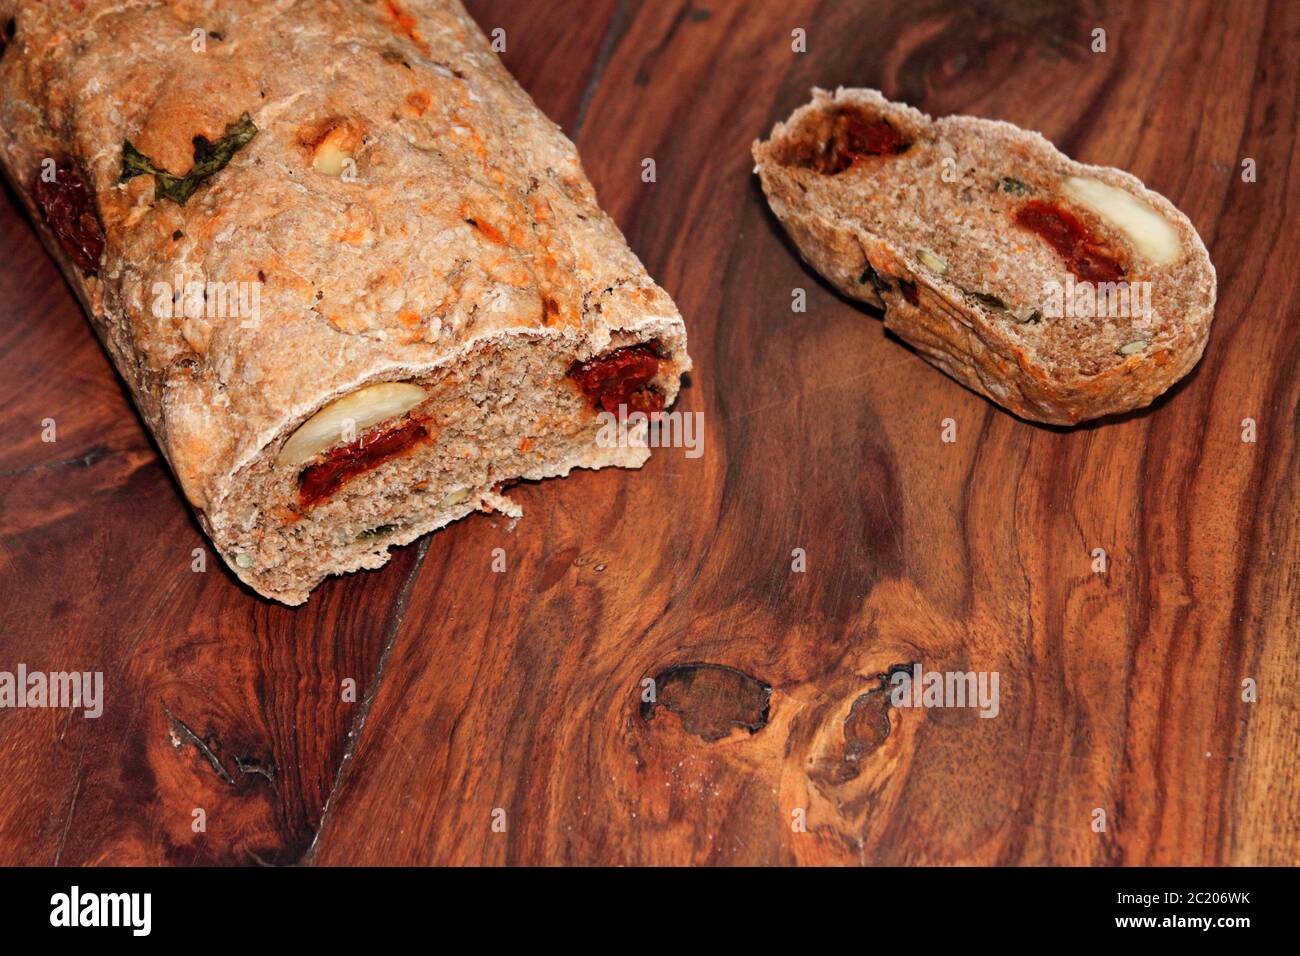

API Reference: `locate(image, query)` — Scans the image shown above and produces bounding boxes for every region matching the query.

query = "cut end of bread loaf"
[206,326,688,605]
[753,88,1217,425]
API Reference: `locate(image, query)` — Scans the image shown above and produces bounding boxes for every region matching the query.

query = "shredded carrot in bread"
[200,215,224,240]
[403,90,432,118]
[470,218,507,245]
[272,505,302,525]
[382,1,430,55]
[336,226,368,245]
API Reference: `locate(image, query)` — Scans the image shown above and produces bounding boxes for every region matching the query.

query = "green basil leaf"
[859,261,892,296]
[120,112,258,205]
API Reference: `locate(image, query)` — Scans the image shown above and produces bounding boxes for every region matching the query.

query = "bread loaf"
[0,0,690,603]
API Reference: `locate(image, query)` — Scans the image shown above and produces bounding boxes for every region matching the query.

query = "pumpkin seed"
[970,291,1007,310]
[916,247,948,274]
[1117,339,1148,355]
[962,289,1039,324]
[438,487,472,510]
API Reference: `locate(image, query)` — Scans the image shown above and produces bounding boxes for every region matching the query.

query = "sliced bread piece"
[753,88,1216,425]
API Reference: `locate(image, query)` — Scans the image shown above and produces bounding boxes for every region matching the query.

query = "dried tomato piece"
[298,417,429,509]
[779,106,912,174]
[569,344,664,415]
[823,109,910,173]
[624,386,666,416]
[31,162,105,275]
[1,18,15,56]
[1013,199,1126,283]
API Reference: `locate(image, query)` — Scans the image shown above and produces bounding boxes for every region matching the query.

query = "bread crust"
[753,88,1215,425]
[0,0,690,601]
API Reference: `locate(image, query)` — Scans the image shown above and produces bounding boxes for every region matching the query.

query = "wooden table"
[0,0,1295,866]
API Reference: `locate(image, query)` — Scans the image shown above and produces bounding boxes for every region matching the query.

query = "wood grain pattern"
[2,0,1297,867]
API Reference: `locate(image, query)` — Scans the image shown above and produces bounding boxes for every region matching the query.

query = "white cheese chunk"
[276,382,427,469]
[1061,176,1182,266]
